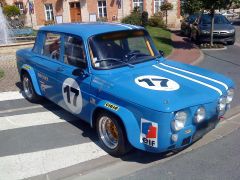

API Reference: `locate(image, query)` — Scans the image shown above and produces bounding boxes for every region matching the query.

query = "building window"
[98,0,107,18]
[133,0,143,12]
[44,4,54,21]
[154,0,163,14]
[15,2,24,14]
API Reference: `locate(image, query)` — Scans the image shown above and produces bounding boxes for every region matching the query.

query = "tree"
[200,0,231,46]
[160,1,173,26]
[181,0,202,16]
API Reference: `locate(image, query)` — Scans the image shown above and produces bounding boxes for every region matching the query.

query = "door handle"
[56,67,64,72]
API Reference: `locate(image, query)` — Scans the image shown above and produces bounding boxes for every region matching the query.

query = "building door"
[69,2,81,22]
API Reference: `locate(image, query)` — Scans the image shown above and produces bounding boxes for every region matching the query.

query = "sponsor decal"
[62,78,82,114]
[23,65,31,70]
[104,102,119,111]
[140,119,158,148]
[135,75,180,91]
[37,72,48,81]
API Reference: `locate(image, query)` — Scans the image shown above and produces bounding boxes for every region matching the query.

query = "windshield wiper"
[95,58,134,68]
[125,51,151,62]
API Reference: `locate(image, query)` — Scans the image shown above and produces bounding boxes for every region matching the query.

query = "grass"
[146,26,173,56]
[0,69,4,80]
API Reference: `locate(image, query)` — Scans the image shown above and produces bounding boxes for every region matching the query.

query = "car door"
[34,32,64,103]
[56,35,92,120]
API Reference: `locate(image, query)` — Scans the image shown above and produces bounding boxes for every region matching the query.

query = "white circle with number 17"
[62,78,82,114]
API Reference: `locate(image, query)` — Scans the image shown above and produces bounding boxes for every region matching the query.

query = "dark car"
[191,14,235,45]
[181,14,199,37]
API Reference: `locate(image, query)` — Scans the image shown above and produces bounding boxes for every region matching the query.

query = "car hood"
[201,24,234,31]
[92,59,234,112]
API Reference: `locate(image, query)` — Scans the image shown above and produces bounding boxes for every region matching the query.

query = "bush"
[141,11,148,27]
[44,20,55,26]
[148,12,166,28]
[3,5,20,18]
[121,7,142,26]
[0,69,4,80]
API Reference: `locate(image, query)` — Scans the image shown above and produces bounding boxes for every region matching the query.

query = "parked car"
[221,10,238,19]
[181,14,199,37]
[191,14,236,45]
[16,23,234,156]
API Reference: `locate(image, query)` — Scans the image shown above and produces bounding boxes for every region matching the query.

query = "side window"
[42,33,61,60]
[64,36,87,69]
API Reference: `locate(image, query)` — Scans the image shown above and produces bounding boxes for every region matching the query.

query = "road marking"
[153,65,223,95]
[0,105,42,114]
[0,111,77,131]
[0,91,24,101]
[160,63,228,90]
[0,142,107,179]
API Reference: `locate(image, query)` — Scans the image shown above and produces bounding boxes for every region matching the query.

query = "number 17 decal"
[135,75,180,91]
[62,78,82,114]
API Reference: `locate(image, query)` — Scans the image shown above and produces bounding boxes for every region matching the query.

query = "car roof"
[40,23,145,39]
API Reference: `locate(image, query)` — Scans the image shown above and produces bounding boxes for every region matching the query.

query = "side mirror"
[72,68,86,76]
[159,50,165,57]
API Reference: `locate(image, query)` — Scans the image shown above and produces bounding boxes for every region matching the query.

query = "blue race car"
[16,23,235,156]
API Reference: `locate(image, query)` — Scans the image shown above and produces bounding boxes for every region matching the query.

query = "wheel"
[96,112,132,156]
[21,73,41,103]
[227,40,235,45]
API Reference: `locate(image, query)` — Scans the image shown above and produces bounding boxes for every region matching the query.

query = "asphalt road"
[119,128,240,180]
[0,45,239,179]
[119,45,240,180]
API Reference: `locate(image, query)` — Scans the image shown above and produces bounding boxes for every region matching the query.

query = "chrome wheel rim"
[99,116,118,149]
[23,76,33,99]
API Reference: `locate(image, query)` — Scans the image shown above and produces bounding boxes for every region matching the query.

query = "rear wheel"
[21,73,41,103]
[96,112,132,156]
[227,40,235,45]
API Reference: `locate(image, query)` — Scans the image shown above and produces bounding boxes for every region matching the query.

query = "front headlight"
[218,96,227,112]
[226,88,234,104]
[194,107,206,123]
[229,29,235,34]
[201,30,210,34]
[172,111,187,131]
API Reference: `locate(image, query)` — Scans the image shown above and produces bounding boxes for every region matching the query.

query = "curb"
[191,48,204,66]
[200,46,227,51]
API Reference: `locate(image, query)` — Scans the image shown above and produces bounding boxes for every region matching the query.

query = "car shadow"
[14,82,185,164]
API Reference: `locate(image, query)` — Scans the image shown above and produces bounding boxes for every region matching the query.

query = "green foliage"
[148,12,166,28]
[3,5,20,18]
[121,7,142,26]
[181,0,202,15]
[141,11,148,27]
[160,2,173,11]
[44,20,55,26]
[97,17,108,22]
[0,69,4,80]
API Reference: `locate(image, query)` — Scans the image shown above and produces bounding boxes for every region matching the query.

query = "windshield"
[89,30,159,69]
[201,14,230,25]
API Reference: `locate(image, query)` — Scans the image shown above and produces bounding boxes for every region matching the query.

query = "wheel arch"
[20,64,42,96]
[91,101,140,149]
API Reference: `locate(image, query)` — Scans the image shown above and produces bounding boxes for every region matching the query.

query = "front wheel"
[96,112,132,156]
[21,73,41,103]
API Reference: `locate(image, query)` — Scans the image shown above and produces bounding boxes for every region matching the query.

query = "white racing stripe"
[0,91,24,101]
[153,65,223,95]
[160,63,228,90]
[0,111,77,131]
[0,142,107,179]
[115,23,133,29]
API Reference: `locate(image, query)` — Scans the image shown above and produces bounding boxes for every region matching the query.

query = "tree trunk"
[166,10,168,26]
[210,9,214,46]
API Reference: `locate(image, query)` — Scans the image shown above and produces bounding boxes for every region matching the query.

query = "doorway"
[69,2,81,22]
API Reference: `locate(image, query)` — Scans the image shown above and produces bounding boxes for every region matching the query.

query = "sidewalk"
[0,32,203,92]
[167,30,203,65]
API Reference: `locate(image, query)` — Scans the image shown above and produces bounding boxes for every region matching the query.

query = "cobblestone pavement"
[0,44,33,92]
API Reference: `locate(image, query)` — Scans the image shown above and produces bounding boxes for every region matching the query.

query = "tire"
[227,40,235,45]
[96,112,132,156]
[21,73,41,103]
